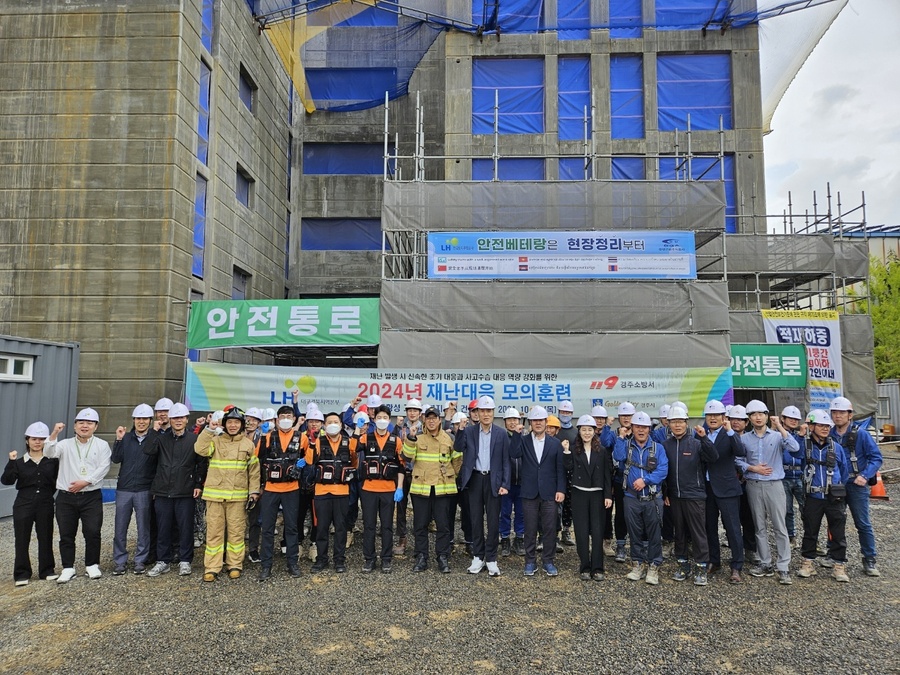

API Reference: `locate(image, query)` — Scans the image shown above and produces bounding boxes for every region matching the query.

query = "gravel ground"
[1,483,898,674]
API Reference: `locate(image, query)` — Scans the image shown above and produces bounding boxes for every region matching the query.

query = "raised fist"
[116,426,127,440]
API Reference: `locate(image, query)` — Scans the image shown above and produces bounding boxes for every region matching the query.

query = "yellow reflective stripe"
[410,483,457,496]
[209,459,249,469]
[203,488,249,499]
[205,544,224,555]
[226,542,245,553]
[248,456,259,465]
[412,452,448,461]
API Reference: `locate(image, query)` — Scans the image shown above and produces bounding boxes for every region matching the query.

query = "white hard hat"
[154,397,174,412]
[672,401,689,415]
[476,395,495,410]
[576,414,596,428]
[503,407,520,420]
[451,411,466,424]
[24,421,50,438]
[169,403,190,418]
[405,398,423,410]
[659,404,671,418]
[264,408,276,421]
[668,406,689,420]
[807,409,834,427]
[354,412,369,427]
[132,403,154,419]
[75,408,100,423]
[528,406,549,421]
[211,410,225,423]
[558,400,574,413]
[780,406,802,420]
[341,403,351,413]
[829,396,853,412]
[745,400,769,414]
[703,400,727,415]
[245,407,262,420]
[631,411,652,427]
[591,405,608,418]
[617,402,636,416]
[728,405,748,420]
[307,409,324,422]
[366,394,382,407]
[307,402,320,413]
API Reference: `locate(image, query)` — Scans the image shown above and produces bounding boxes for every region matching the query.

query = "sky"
[763,0,900,228]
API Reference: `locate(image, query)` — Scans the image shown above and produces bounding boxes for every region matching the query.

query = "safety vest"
[263,430,303,484]
[804,436,837,495]
[362,433,402,482]
[315,435,355,485]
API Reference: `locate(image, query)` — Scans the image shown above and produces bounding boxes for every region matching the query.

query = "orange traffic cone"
[870,472,889,501]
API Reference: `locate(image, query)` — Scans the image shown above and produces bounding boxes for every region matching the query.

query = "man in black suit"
[509,406,567,577]
[701,399,747,584]
[455,395,510,576]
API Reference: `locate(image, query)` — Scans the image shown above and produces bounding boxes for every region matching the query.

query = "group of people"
[3,392,883,587]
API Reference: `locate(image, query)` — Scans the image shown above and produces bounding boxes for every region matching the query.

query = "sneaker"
[57,568,77,584]
[615,544,627,563]
[486,561,501,577]
[626,563,647,581]
[45,574,59,581]
[308,544,318,563]
[467,557,485,574]
[536,541,543,552]
[258,567,272,582]
[133,564,145,575]
[693,565,708,586]
[603,540,615,557]
[555,542,564,554]
[561,528,575,546]
[832,563,850,583]
[500,538,512,557]
[747,551,762,565]
[412,554,428,573]
[113,566,126,576]
[335,564,347,574]
[748,564,774,577]
[14,579,29,587]
[381,563,393,575]
[362,560,376,574]
[797,558,817,578]
[228,569,241,579]
[193,537,204,548]
[592,572,605,582]
[673,560,689,582]
[863,559,881,577]
[437,555,450,574]
[645,564,660,585]
[85,564,102,580]
[203,572,217,582]
[179,562,192,576]
[778,570,793,585]
[543,563,559,577]
[147,562,170,578]
[513,537,525,556]
[580,571,591,581]
[247,550,261,564]
[818,556,835,569]
[523,562,536,576]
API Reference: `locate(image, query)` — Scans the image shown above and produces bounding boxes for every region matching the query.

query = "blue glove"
[260,421,272,434]
[393,487,404,502]
[296,458,307,469]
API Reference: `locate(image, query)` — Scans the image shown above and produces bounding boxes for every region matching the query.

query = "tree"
[859,253,900,380]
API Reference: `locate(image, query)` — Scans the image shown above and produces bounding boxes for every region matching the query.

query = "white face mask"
[325,423,342,436]
[278,418,294,431]
[375,419,390,431]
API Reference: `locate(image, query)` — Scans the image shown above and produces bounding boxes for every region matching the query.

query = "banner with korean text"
[185,362,733,417]
[427,231,696,280]
[186,298,380,349]
[730,343,808,389]
[761,310,842,409]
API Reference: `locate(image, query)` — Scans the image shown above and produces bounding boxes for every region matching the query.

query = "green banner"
[187,298,380,349]
[730,343,807,389]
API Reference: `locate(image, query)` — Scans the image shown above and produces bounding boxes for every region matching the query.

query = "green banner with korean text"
[187,298,380,349]
[730,343,807,389]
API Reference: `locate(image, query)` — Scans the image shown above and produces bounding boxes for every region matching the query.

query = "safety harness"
[262,429,303,484]
[804,436,843,496]
[622,439,659,498]
[362,433,402,482]
[315,434,355,485]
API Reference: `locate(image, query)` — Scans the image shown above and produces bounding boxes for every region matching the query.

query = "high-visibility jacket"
[402,429,462,497]
[194,428,260,502]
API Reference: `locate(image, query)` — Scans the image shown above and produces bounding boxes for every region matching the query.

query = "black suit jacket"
[563,444,612,493]
[704,428,746,499]
[455,423,511,495]
[509,433,566,501]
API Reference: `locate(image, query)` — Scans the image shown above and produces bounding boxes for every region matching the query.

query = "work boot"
[797,558,817,578]
[818,555,835,569]
[603,540,615,557]
[672,559,689,582]
[392,537,406,557]
[308,543,318,562]
[832,563,850,583]
[693,563,708,586]
[437,555,450,574]
[645,564,660,585]
[413,554,428,573]
[500,537,512,557]
[258,567,272,582]
[362,559,376,574]
[615,543,627,563]
[561,528,575,546]
[626,562,647,581]
[287,564,302,578]
[863,558,881,577]
[513,537,525,556]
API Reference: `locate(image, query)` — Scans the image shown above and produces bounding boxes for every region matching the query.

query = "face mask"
[325,423,341,436]
[278,418,294,431]
[260,421,272,434]
[559,415,573,425]
[375,419,390,431]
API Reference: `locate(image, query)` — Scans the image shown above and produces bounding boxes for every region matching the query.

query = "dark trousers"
[671,497,709,564]
[662,501,674,541]
[523,496,558,566]
[261,489,299,567]
[298,490,314,543]
[467,472,501,562]
[315,494,349,565]
[13,496,55,580]
[56,490,103,568]
[571,489,606,573]
[113,490,152,566]
[155,495,195,564]
[147,502,159,564]
[739,488,757,554]
[561,479,573,529]
[499,483,524,538]
[246,497,262,553]
[455,485,472,544]
[411,490,453,560]
[394,475,410,539]
[345,477,360,531]
[705,486,744,570]
[362,489,395,563]
[801,496,847,562]
[606,479,628,542]
[623,496,663,566]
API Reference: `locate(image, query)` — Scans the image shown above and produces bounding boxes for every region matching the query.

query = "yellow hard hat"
[547,415,561,428]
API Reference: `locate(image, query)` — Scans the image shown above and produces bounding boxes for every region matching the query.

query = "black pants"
[801,495,847,562]
[455,485,472,544]
[345,477,360,531]
[395,474,411,539]
[606,479,628,542]
[56,490,103,568]
[671,497,709,563]
[662,500,674,541]
[155,495,195,564]
[705,485,744,570]
[467,472,501,562]
[298,490,314,544]
[739,487,757,554]
[362,489,395,563]
[315,494,348,565]
[246,497,262,553]
[411,490,453,560]
[561,475,573,529]
[571,489,606,573]
[261,489,299,567]
[524,497,558,566]
[13,496,55,580]
[147,503,159,565]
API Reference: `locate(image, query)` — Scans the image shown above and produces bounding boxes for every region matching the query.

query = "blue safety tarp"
[301,218,387,250]
[335,4,398,26]
[305,67,399,111]
[611,157,645,180]
[558,56,591,141]
[557,0,589,39]
[473,58,544,134]
[659,154,736,232]
[655,0,730,30]
[472,158,545,180]
[474,0,543,32]
[302,143,387,175]
[610,0,642,37]
[559,157,592,180]
[192,175,207,278]
[658,53,732,131]
[610,54,644,139]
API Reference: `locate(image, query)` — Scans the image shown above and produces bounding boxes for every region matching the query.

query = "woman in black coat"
[562,415,612,581]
